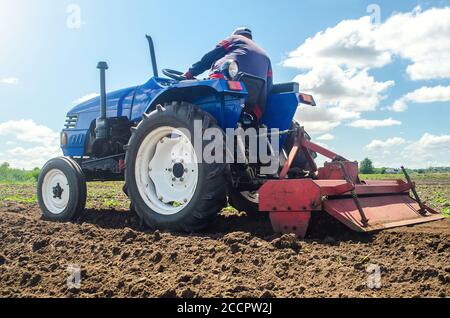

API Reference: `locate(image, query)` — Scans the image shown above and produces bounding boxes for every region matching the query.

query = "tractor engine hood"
[68,86,136,116]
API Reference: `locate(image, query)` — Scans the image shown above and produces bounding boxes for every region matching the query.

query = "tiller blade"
[259,128,444,238]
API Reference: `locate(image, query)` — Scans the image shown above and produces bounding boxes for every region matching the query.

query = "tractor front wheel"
[125,102,227,232]
[37,157,87,221]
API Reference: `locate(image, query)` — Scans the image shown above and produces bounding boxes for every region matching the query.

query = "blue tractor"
[38,36,441,237]
[37,35,314,232]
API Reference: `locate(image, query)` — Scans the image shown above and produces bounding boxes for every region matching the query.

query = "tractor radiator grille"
[64,115,78,129]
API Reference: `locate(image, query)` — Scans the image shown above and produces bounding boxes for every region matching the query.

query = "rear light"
[227,81,243,91]
[299,93,316,106]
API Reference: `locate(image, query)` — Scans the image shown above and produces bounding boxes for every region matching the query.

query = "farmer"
[184,27,273,121]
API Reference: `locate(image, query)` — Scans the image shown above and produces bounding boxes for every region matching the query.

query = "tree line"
[359,158,450,174]
[0,162,40,183]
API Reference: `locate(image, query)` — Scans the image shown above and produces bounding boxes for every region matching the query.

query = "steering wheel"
[162,69,193,81]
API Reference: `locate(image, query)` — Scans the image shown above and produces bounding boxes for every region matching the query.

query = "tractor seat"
[271,82,299,94]
[235,73,265,106]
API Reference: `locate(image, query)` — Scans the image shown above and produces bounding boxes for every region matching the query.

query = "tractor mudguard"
[131,78,248,130]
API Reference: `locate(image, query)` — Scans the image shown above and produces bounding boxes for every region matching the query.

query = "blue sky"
[0,0,449,169]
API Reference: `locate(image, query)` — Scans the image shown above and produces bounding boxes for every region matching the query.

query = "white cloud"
[299,121,340,135]
[406,133,450,152]
[1,77,19,85]
[0,120,61,170]
[283,7,450,168]
[296,105,360,123]
[0,120,58,145]
[293,65,394,113]
[361,133,450,168]
[377,7,450,80]
[349,118,401,129]
[72,93,99,105]
[400,133,450,168]
[293,65,392,134]
[389,85,450,112]
[366,137,405,151]
[316,133,335,141]
[285,7,450,81]
[295,103,360,134]
[284,16,391,70]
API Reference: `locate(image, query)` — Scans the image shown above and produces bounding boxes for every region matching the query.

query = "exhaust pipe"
[146,35,159,78]
[95,61,109,140]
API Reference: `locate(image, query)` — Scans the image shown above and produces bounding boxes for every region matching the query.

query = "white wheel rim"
[42,169,70,214]
[135,126,199,215]
[241,191,259,204]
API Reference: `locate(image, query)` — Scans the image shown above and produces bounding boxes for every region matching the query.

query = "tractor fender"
[144,80,247,114]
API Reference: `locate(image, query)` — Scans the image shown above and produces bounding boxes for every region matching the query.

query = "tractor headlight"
[61,132,68,146]
[222,60,239,80]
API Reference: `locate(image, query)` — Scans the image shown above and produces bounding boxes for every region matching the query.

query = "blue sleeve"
[188,39,231,76]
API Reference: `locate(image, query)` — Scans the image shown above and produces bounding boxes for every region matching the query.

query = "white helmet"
[232,27,253,39]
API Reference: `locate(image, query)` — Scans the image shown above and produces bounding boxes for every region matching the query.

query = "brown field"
[0,174,449,298]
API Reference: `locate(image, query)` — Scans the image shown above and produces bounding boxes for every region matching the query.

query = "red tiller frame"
[259,127,444,238]
[279,128,341,179]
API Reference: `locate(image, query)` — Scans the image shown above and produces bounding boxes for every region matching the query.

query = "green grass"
[222,205,238,213]
[360,173,450,181]
[0,172,448,218]
[101,198,122,209]
[0,194,37,204]
[0,180,36,185]
[433,190,450,218]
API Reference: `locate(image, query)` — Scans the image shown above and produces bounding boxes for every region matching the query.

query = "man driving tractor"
[184,27,273,121]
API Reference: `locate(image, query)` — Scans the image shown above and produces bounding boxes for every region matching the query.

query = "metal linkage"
[339,162,369,227]
[401,166,427,215]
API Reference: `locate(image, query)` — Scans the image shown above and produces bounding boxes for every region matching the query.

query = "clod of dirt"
[121,251,130,260]
[262,282,276,291]
[151,251,163,263]
[260,290,275,298]
[20,272,32,286]
[156,265,165,273]
[153,230,162,241]
[222,232,252,245]
[178,274,192,283]
[192,275,203,285]
[0,254,6,265]
[181,288,196,298]
[194,256,204,264]
[438,274,449,284]
[29,274,42,287]
[230,243,241,254]
[169,252,178,261]
[121,229,137,243]
[112,246,121,255]
[271,234,302,252]
[32,239,50,252]
[159,288,177,298]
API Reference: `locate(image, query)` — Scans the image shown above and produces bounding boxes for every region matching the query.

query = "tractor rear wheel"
[37,157,87,221]
[125,102,227,232]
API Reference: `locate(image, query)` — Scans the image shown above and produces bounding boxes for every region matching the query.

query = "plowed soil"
[0,181,449,298]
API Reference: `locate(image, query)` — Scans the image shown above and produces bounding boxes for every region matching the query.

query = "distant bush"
[360,158,375,174]
[0,162,40,183]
